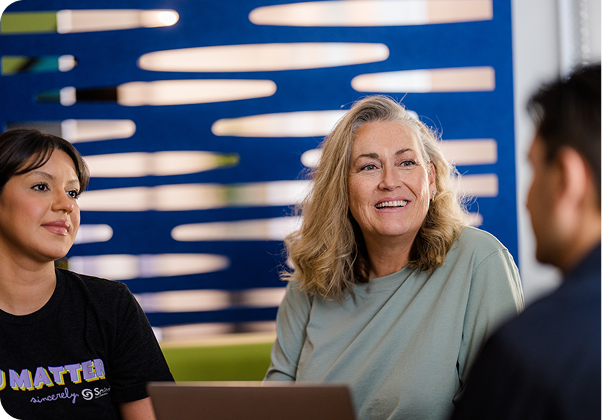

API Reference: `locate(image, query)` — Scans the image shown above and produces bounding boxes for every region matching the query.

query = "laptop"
[147,381,357,420]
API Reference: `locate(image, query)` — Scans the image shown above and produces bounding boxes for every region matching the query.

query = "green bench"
[161,336,274,382]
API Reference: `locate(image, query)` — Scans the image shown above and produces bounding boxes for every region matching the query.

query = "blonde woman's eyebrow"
[356,152,379,160]
[355,148,414,161]
[395,148,414,156]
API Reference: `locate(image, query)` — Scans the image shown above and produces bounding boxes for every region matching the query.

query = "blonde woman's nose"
[378,165,400,190]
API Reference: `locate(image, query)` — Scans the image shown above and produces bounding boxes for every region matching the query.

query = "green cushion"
[162,342,273,382]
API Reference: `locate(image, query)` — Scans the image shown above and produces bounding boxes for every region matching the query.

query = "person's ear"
[427,162,436,190]
[555,147,589,208]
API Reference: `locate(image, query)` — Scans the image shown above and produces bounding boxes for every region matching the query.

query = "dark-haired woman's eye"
[32,183,49,192]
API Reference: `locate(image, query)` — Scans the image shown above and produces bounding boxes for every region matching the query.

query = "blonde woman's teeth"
[375,200,408,208]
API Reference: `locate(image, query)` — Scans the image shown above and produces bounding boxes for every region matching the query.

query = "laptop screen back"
[147,381,356,420]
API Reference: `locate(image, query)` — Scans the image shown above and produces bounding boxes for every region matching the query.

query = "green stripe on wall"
[1,12,57,34]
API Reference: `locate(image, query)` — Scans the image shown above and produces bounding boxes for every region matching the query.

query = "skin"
[526,135,601,272]
[0,150,158,420]
[0,150,80,315]
[120,397,157,420]
[348,121,435,278]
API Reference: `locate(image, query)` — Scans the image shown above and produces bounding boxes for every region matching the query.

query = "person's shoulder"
[458,226,506,248]
[282,280,317,308]
[494,283,599,355]
[475,316,545,387]
[286,280,311,298]
[58,268,130,298]
[453,226,509,259]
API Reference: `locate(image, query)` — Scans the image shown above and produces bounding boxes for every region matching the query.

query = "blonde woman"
[264,96,524,420]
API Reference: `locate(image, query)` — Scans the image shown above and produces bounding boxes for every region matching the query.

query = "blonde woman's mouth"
[375,200,408,209]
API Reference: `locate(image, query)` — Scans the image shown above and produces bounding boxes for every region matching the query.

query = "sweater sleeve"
[264,281,313,381]
[456,247,524,397]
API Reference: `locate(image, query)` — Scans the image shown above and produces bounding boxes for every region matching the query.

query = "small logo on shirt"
[82,387,110,401]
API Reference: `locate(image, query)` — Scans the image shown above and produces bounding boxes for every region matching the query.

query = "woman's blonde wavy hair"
[282,96,468,299]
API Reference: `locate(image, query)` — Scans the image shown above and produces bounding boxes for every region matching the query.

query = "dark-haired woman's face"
[0,150,81,264]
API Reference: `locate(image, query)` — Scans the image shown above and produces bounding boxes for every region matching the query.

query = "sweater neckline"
[353,264,416,294]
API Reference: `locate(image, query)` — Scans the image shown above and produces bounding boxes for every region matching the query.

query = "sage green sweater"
[265,227,524,420]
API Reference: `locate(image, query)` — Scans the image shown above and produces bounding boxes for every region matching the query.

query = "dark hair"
[0,128,89,193]
[527,63,601,198]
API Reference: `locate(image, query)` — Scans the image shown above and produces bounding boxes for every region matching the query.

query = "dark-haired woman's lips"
[42,220,71,236]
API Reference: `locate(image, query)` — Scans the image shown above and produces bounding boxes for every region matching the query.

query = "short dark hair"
[527,63,601,198]
[0,128,90,193]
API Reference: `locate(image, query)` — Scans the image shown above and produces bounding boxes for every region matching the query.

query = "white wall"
[511,0,601,303]
[512,0,562,304]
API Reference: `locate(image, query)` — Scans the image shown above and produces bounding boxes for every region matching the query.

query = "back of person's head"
[527,63,601,201]
[0,128,89,193]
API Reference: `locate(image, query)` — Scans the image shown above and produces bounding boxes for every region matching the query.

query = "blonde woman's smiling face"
[348,121,435,247]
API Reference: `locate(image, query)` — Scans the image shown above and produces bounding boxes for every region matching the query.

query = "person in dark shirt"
[0,129,173,420]
[451,63,601,419]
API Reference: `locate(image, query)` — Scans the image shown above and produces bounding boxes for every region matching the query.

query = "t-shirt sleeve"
[264,281,312,381]
[456,246,524,396]
[108,282,174,402]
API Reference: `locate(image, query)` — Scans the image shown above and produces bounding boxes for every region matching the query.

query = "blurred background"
[0,0,600,380]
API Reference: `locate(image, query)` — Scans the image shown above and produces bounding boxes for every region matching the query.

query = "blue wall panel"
[0,0,517,331]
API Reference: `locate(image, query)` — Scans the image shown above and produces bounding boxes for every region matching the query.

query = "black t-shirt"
[0,268,173,419]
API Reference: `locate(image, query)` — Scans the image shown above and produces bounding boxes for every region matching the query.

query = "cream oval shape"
[78,180,311,211]
[249,0,492,27]
[67,254,230,281]
[56,9,179,33]
[439,139,497,165]
[116,80,277,106]
[171,217,302,241]
[138,43,389,72]
[212,110,347,137]
[83,151,239,177]
[453,174,499,198]
[73,224,114,245]
[39,80,276,106]
[62,119,136,142]
[352,67,495,93]
[135,287,286,313]
[5,119,136,143]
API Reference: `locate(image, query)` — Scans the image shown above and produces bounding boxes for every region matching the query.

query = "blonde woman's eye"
[361,164,377,171]
[400,160,416,167]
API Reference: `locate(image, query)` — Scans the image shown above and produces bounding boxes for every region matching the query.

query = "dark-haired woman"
[0,129,173,420]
